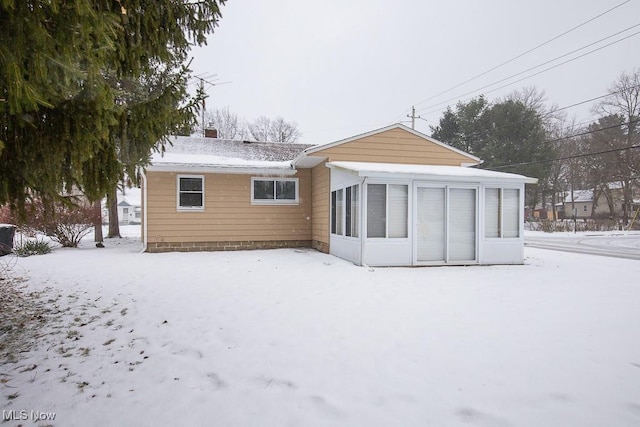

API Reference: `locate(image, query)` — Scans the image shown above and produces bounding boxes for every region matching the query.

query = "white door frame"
[413,182,479,266]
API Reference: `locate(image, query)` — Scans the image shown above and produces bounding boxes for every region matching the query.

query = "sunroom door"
[415,185,477,264]
[416,187,445,262]
[448,188,477,262]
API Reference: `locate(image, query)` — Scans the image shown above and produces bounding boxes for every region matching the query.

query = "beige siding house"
[142,124,537,266]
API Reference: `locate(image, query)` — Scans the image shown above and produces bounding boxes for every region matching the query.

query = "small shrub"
[1,197,100,248]
[13,238,52,257]
[530,218,623,233]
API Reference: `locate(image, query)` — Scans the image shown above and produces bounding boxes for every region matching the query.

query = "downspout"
[141,171,148,253]
[360,176,369,268]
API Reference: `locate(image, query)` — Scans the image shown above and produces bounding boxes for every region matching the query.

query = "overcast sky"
[189,0,640,144]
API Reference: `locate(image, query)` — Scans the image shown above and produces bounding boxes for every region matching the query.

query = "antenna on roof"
[192,74,232,137]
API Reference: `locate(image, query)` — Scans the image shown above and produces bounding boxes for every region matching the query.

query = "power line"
[494,143,640,170]
[417,27,640,116]
[492,118,640,170]
[429,85,640,148]
[411,0,631,110]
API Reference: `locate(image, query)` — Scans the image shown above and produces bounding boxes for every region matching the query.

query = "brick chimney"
[204,128,218,138]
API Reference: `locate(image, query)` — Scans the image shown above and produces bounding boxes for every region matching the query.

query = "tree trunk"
[93,200,104,243]
[590,188,600,219]
[622,181,632,225]
[107,187,121,238]
[601,187,615,218]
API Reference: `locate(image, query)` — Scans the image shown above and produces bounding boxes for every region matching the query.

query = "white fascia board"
[292,154,326,168]
[355,171,536,184]
[145,164,298,176]
[327,162,537,185]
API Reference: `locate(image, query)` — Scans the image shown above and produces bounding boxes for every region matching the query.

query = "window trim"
[177,174,205,211]
[251,177,299,205]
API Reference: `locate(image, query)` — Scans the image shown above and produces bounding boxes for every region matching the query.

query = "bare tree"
[247,116,272,142]
[200,107,247,140]
[247,116,302,142]
[268,116,302,142]
[592,69,640,223]
[197,109,303,143]
[504,86,563,127]
[545,116,578,219]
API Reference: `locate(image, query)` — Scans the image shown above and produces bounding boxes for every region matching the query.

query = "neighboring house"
[141,124,537,266]
[561,187,624,219]
[102,187,142,225]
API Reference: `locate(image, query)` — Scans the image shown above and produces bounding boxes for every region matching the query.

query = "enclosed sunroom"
[327,162,537,267]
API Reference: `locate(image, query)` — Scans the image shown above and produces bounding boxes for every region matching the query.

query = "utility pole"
[192,74,231,137]
[198,78,206,137]
[406,106,422,129]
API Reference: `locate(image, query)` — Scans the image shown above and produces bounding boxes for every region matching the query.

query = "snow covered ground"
[525,230,640,260]
[2,227,640,426]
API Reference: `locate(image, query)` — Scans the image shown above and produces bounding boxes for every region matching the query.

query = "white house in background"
[102,187,142,224]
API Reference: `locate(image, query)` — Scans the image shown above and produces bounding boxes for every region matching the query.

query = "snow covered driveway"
[526,232,640,260]
[2,236,640,426]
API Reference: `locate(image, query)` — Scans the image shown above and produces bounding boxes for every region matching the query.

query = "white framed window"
[366,183,408,239]
[177,175,205,210]
[484,187,519,238]
[331,184,359,238]
[251,178,299,205]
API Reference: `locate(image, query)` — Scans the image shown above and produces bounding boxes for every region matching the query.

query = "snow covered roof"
[564,190,593,203]
[147,136,311,174]
[117,187,142,207]
[327,161,538,183]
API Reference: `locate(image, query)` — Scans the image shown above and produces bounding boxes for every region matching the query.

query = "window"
[345,186,359,237]
[485,188,501,238]
[502,189,519,238]
[252,178,298,204]
[484,188,519,238]
[177,175,204,210]
[331,185,359,238]
[366,184,408,238]
[123,208,129,215]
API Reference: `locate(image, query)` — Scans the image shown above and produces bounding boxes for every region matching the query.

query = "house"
[141,124,537,266]
[102,187,143,225]
[117,187,142,224]
[560,186,626,219]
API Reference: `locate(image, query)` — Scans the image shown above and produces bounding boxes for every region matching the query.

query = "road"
[525,233,640,260]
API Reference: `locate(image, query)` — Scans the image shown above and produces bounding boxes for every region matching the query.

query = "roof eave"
[327,162,538,184]
[145,164,298,175]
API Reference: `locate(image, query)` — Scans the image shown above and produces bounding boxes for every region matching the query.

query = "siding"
[311,162,330,252]
[312,127,474,166]
[146,170,312,244]
[141,178,145,242]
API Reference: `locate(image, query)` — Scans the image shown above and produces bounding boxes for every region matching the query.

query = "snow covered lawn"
[2,231,640,426]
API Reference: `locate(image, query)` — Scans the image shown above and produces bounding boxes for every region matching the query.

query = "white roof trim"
[293,123,481,166]
[327,161,538,184]
[146,164,297,176]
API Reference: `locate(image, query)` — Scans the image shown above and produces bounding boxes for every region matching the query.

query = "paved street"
[525,233,640,260]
